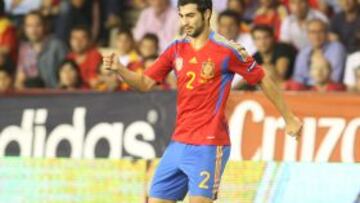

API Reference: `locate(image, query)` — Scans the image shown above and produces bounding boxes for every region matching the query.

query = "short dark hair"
[57,59,83,88]
[177,0,212,13]
[218,10,241,26]
[141,33,159,47]
[71,25,92,39]
[251,25,275,37]
[117,29,134,41]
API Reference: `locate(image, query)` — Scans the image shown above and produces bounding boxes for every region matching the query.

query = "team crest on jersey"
[201,59,215,80]
[175,57,183,71]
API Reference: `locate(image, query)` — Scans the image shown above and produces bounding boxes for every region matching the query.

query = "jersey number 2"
[186,71,196,90]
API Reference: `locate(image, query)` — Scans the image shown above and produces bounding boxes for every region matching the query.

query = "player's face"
[179,4,210,38]
[218,16,239,41]
[252,30,274,54]
[70,30,90,54]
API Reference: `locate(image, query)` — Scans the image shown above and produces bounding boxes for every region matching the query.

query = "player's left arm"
[259,69,303,140]
[227,41,302,140]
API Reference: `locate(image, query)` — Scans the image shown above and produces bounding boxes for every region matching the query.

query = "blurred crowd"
[0,0,360,94]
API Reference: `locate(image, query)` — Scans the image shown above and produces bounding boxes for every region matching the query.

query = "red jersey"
[67,47,102,87]
[145,32,265,146]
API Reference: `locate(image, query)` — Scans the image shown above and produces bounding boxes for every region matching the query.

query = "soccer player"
[102,0,302,202]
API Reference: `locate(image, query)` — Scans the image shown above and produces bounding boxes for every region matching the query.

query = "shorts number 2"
[198,171,210,189]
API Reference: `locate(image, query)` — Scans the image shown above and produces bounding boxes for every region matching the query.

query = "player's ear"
[204,9,211,23]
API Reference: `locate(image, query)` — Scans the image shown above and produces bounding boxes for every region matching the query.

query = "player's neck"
[189,26,211,51]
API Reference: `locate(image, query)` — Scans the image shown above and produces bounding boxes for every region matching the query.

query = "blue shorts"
[149,141,230,201]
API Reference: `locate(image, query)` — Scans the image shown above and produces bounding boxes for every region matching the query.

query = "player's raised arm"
[102,53,156,92]
[259,69,303,140]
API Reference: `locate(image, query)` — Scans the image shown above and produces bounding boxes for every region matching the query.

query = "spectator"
[280,0,328,50]
[253,0,287,40]
[0,0,17,65]
[308,55,345,91]
[292,19,346,85]
[217,10,256,55]
[133,0,179,52]
[96,64,122,92]
[252,25,297,87]
[228,0,260,22]
[116,29,140,67]
[57,59,83,90]
[343,51,360,89]
[15,11,68,89]
[330,0,360,53]
[227,0,246,17]
[138,33,160,59]
[55,0,101,42]
[67,25,102,88]
[0,53,14,93]
[226,0,251,33]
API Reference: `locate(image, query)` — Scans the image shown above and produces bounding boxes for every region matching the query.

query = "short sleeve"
[228,49,265,85]
[144,43,175,83]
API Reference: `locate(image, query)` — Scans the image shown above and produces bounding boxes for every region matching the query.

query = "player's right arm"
[102,41,176,92]
[102,53,156,92]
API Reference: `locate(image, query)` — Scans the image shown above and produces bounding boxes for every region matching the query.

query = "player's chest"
[173,49,227,90]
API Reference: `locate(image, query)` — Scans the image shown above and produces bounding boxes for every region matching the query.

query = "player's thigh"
[148,197,176,203]
[189,196,213,203]
[149,142,188,201]
[183,145,231,200]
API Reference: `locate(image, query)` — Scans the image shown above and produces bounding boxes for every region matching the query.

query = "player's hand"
[285,116,303,141]
[102,53,122,74]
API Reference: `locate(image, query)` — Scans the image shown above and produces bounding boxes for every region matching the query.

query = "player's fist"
[102,53,120,74]
[285,116,303,141]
